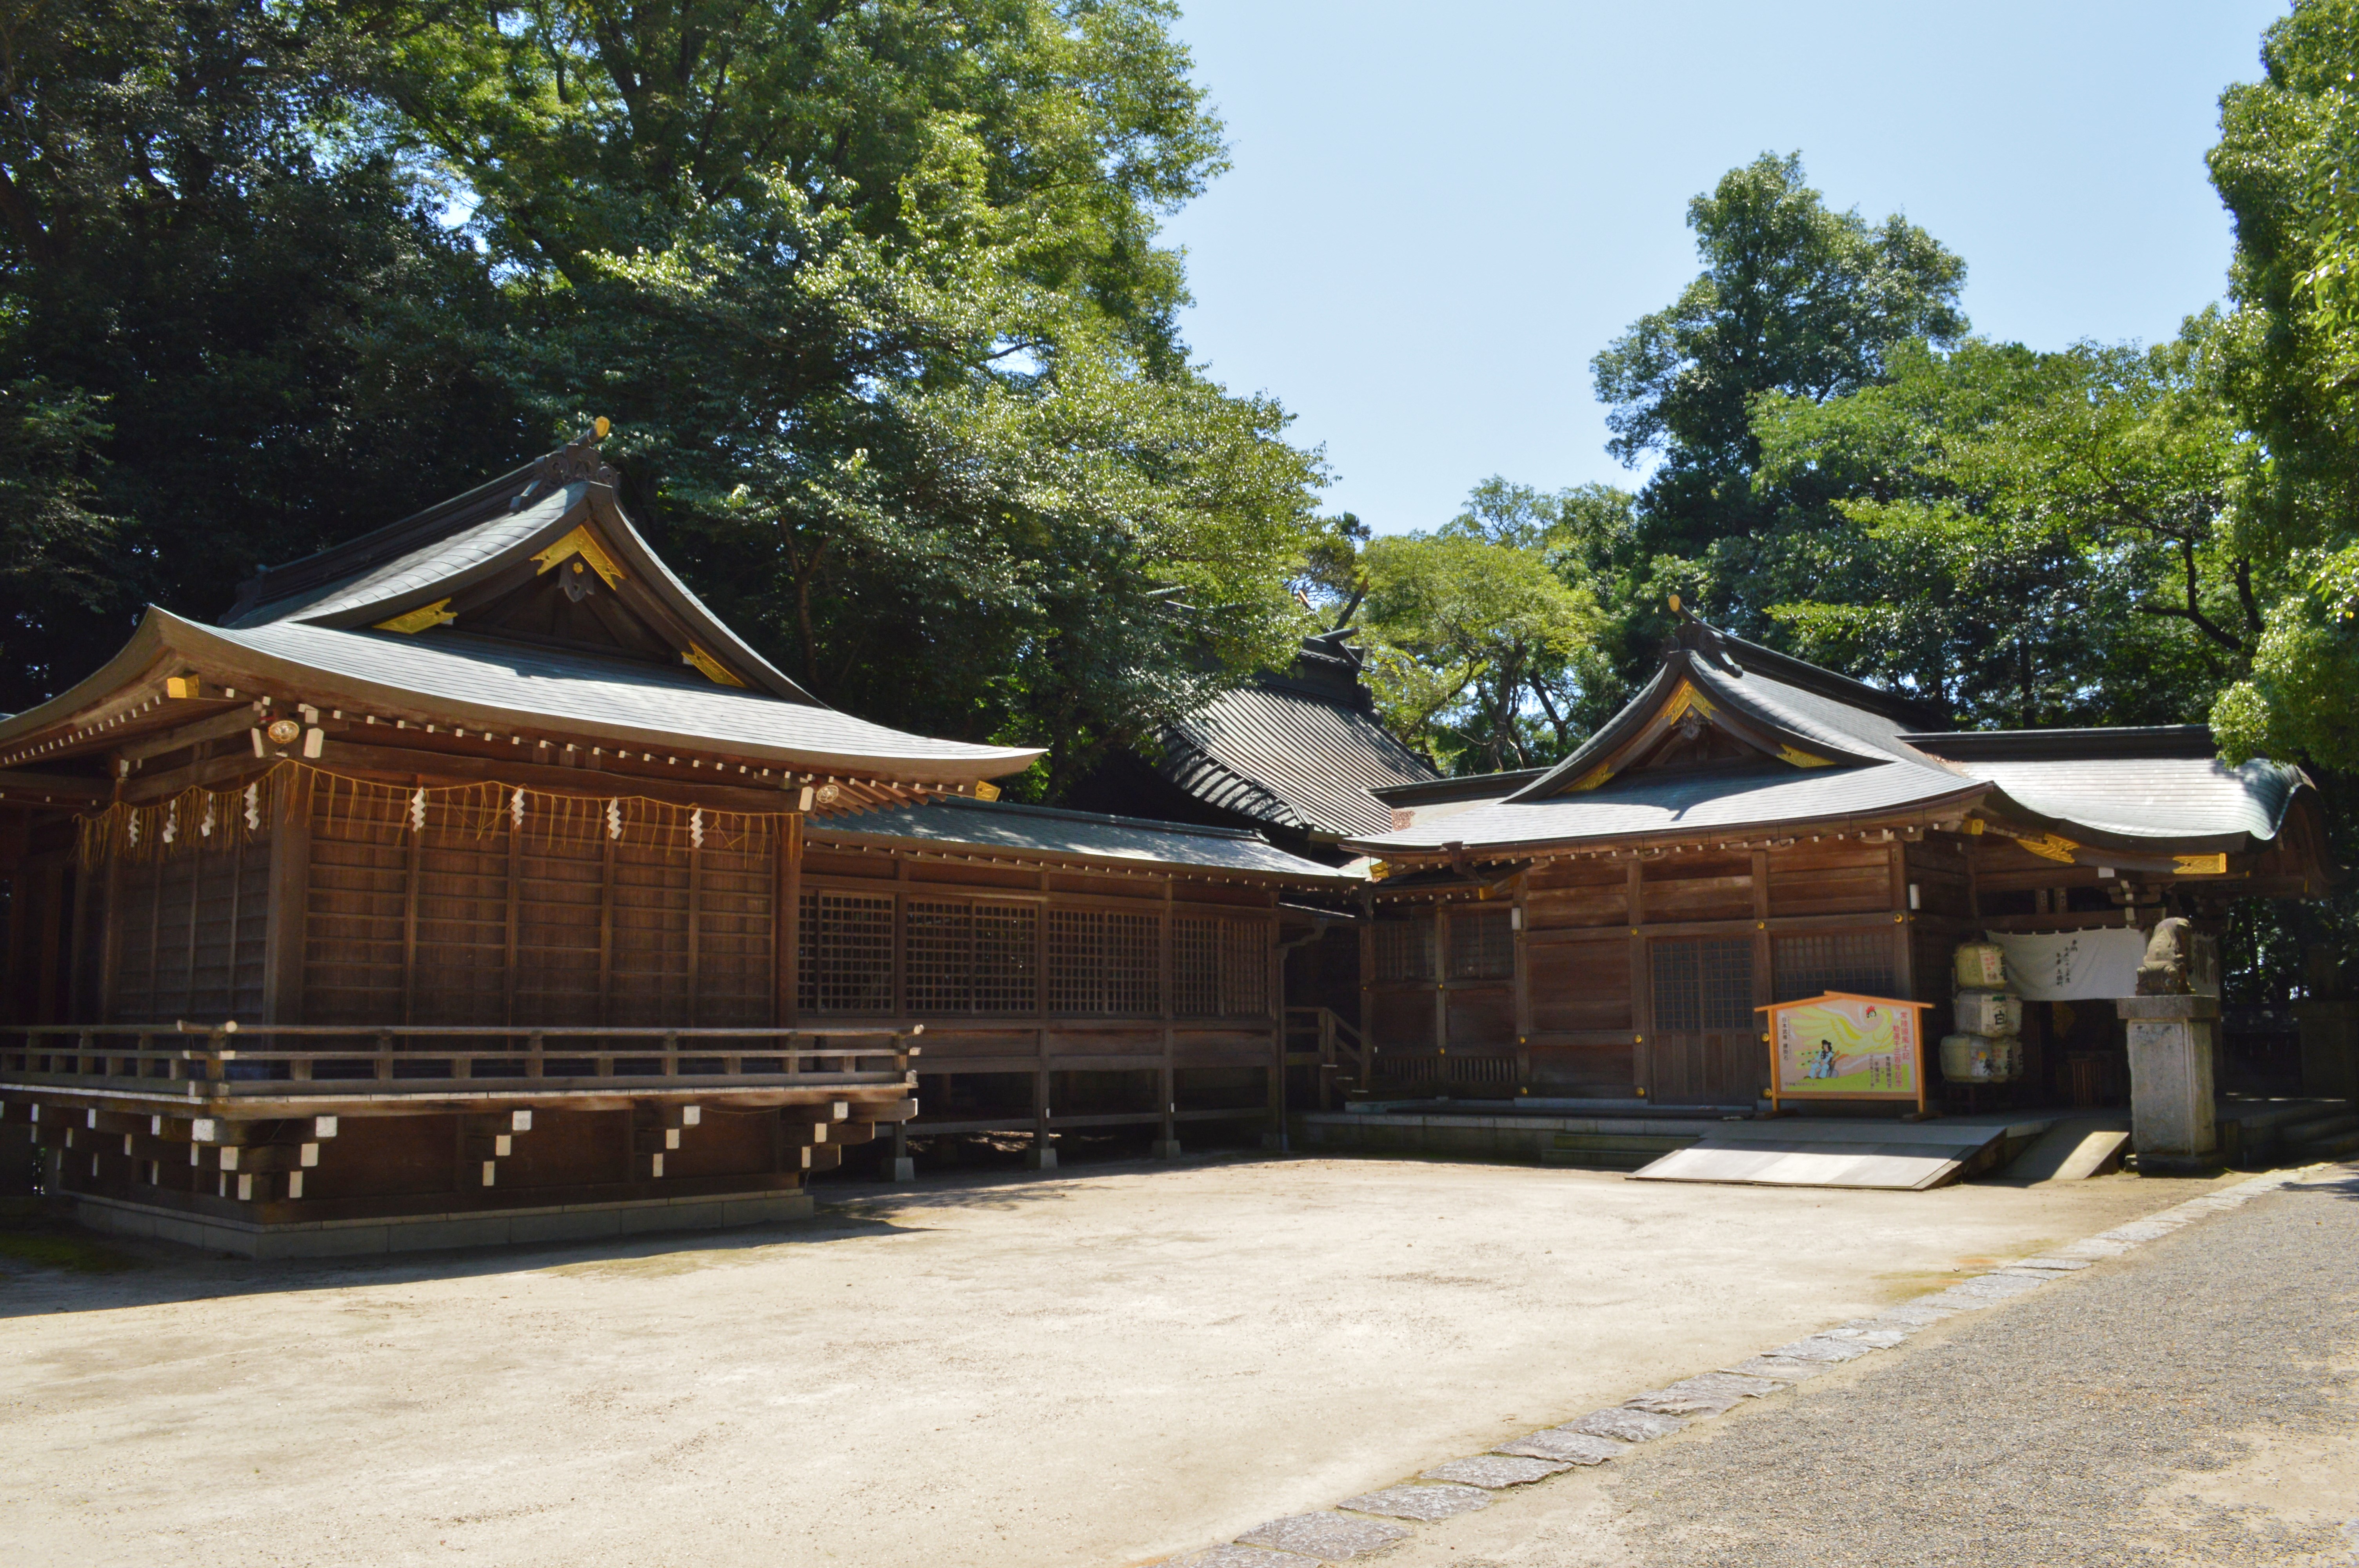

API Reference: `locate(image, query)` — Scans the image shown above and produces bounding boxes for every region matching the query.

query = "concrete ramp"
[2003,1117,2131,1183]
[1630,1116,2041,1191]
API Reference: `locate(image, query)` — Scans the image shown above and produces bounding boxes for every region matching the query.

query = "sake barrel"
[1940,1031,2004,1082]
[1954,989,2023,1036]
[1954,942,2007,990]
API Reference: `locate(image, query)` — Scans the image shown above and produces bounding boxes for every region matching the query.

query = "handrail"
[0,1022,922,1041]
[0,1021,922,1103]
[1283,1005,1370,1111]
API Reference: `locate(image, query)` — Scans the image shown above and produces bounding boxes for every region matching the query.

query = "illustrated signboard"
[1759,992,1934,1114]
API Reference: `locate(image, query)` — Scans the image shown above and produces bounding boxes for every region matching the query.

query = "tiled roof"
[1156,632,1438,837]
[814,795,1354,878]
[226,485,576,628]
[1352,618,2312,859]
[1359,760,1982,853]
[193,614,1038,778]
[1163,682,1437,837]
[1949,756,2301,847]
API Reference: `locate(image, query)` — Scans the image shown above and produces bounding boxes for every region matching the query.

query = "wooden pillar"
[400,780,424,1026]
[1887,842,1914,997]
[1157,878,1178,1157]
[65,854,92,1023]
[1432,902,1450,1058]
[97,850,125,1027]
[1265,900,1285,1146]
[502,811,522,1026]
[777,813,802,1026]
[686,835,704,1027]
[1511,869,1532,1093]
[1751,848,1773,1087]
[1357,886,1374,1089]
[596,821,615,1026]
[261,784,311,1025]
[1627,858,1650,1097]
[1030,867,1054,1169]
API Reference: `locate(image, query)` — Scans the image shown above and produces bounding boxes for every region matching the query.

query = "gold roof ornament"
[374,598,457,635]
[532,524,626,587]
[681,642,747,688]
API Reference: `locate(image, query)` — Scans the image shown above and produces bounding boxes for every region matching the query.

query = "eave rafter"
[3,655,977,820]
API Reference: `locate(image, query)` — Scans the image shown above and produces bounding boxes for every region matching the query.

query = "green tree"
[1331,480,1608,773]
[1756,335,2249,729]
[1592,152,1968,583]
[2206,0,2359,775]
[351,0,1322,790]
[0,0,529,711]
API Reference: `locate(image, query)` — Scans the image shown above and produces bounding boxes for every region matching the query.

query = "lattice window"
[1772,929,1897,1003]
[1447,908,1515,979]
[1371,915,1435,983]
[1047,908,1159,1015]
[798,891,895,1013]
[1652,938,1754,1031]
[1173,916,1218,1016]
[1220,919,1267,1016]
[973,904,1038,1013]
[1171,917,1269,1017]
[902,900,1038,1014]
[904,900,971,1013]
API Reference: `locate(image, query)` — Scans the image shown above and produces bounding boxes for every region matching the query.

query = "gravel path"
[1388,1165,2359,1568]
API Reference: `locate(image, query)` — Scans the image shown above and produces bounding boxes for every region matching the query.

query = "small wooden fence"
[0,1022,919,1104]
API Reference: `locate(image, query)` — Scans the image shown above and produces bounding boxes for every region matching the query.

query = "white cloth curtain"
[1987,928,2148,1000]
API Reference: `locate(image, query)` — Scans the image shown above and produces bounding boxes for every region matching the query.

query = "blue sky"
[1157,0,2292,533]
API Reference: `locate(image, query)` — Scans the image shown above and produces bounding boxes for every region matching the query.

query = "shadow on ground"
[0,1148,1292,1318]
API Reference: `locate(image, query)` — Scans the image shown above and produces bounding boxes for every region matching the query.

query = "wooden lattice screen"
[1447,908,1514,979]
[1370,915,1435,983]
[1172,916,1269,1018]
[798,891,894,1014]
[1650,938,1754,1031]
[1771,929,1896,1003]
[903,899,1040,1014]
[1047,909,1160,1016]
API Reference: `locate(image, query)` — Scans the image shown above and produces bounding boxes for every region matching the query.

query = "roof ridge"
[863,791,1278,842]
[226,436,617,622]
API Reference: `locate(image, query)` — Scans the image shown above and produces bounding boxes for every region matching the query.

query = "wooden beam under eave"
[0,768,113,803]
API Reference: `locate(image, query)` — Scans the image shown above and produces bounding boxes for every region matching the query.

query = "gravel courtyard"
[0,1155,2249,1568]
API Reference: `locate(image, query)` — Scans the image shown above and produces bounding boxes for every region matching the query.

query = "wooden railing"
[0,1022,920,1103]
[1284,1007,1369,1111]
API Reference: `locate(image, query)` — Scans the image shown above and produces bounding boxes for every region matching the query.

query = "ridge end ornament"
[533,430,618,488]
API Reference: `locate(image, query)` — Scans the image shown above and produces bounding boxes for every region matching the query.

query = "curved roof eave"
[1968,768,2310,856]
[0,612,177,749]
[1344,774,1993,859]
[22,608,1040,785]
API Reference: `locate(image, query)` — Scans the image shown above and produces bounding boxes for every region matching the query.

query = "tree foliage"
[0,0,528,711]
[1592,152,1968,576]
[348,0,1322,793]
[0,0,1323,798]
[1757,336,2250,729]
[2204,0,2359,775]
[1309,479,1623,773]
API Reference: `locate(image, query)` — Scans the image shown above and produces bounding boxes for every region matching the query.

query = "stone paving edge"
[1144,1165,2323,1566]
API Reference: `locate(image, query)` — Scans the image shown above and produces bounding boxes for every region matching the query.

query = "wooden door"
[1647,937,1763,1105]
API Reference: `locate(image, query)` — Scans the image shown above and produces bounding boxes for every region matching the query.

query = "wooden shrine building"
[0,435,1346,1255]
[1340,615,2332,1111]
[1069,628,1439,866]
